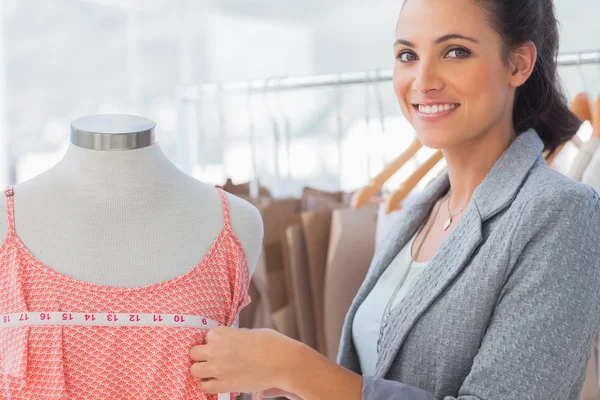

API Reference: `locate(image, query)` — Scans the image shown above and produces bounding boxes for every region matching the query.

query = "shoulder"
[516,159,599,215]
[224,192,263,237]
[224,191,264,275]
[509,160,600,252]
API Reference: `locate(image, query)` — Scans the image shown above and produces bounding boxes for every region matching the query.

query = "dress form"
[0,114,262,287]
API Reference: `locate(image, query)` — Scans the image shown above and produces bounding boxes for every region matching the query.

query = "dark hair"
[474,0,581,154]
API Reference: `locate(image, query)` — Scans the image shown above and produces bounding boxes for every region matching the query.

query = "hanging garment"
[238,252,274,331]
[324,205,377,362]
[0,187,250,400]
[582,146,600,193]
[258,198,301,339]
[300,187,344,212]
[301,207,341,355]
[222,178,273,203]
[284,224,317,349]
[567,138,600,181]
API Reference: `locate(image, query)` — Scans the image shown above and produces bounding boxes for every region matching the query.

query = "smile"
[414,103,460,115]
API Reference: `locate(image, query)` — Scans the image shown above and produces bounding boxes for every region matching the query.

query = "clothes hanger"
[274,76,293,179]
[335,74,345,182]
[544,94,587,166]
[544,63,591,165]
[364,71,374,181]
[351,70,423,209]
[593,95,600,139]
[373,69,388,165]
[350,137,423,209]
[571,92,593,123]
[247,84,260,199]
[263,76,282,195]
[384,150,444,214]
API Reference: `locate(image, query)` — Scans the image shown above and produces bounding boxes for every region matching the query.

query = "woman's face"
[394,0,514,149]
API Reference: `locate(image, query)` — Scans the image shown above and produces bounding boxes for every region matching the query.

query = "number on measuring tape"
[0,312,220,329]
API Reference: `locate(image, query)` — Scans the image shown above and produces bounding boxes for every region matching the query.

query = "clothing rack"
[180,49,600,99]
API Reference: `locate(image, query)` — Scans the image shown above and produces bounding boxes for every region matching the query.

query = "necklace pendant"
[443,217,452,231]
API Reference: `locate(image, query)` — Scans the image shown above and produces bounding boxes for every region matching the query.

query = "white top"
[582,142,600,194]
[352,232,429,376]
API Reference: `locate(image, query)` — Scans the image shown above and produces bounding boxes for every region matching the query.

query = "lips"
[413,103,460,115]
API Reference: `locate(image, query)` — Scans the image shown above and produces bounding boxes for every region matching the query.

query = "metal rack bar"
[180,49,600,99]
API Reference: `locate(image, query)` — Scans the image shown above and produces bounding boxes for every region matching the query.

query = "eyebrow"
[394,34,479,48]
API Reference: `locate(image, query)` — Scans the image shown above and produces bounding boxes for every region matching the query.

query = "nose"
[411,60,444,93]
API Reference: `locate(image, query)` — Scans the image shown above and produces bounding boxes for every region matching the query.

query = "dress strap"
[215,185,232,230]
[4,186,15,237]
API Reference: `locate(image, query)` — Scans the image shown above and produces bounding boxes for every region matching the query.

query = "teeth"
[418,104,458,115]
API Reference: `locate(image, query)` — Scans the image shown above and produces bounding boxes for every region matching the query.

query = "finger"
[189,345,209,362]
[206,326,230,342]
[190,361,216,380]
[198,378,227,395]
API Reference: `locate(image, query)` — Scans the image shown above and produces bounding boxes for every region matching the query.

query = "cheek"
[460,62,507,102]
[392,67,413,115]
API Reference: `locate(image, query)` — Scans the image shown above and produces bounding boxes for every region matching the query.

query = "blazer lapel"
[337,173,450,372]
[338,130,545,374]
[373,129,544,377]
[374,201,484,376]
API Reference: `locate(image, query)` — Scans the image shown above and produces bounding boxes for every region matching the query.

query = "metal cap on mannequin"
[70,114,157,151]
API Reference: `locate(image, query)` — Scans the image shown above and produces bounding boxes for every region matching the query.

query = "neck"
[52,142,183,195]
[443,122,516,211]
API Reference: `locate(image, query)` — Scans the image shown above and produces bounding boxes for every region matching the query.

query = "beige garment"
[301,187,344,212]
[324,205,378,361]
[271,303,299,339]
[260,199,301,306]
[567,138,600,181]
[238,251,275,330]
[284,223,317,349]
[259,198,302,339]
[301,207,340,355]
[222,178,273,199]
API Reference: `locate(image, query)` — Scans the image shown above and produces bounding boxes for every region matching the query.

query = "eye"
[397,51,418,62]
[446,48,471,59]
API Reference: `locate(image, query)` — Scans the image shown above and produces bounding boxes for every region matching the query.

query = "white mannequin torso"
[0,115,262,287]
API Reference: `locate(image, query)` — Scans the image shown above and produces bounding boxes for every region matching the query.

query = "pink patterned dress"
[0,186,251,399]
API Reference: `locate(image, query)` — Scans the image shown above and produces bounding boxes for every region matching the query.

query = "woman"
[189,0,600,398]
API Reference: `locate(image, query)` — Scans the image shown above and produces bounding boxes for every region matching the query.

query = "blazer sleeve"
[360,188,600,400]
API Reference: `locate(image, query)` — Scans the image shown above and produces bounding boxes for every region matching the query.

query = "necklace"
[443,191,469,231]
[377,191,449,354]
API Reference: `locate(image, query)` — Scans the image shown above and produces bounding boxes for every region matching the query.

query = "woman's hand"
[189,327,303,395]
[262,388,305,399]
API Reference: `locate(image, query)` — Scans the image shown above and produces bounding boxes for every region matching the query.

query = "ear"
[508,40,537,88]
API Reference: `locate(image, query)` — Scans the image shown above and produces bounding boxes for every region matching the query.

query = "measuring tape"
[1,311,232,399]
[0,312,220,329]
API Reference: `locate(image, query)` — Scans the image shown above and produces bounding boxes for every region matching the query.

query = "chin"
[412,126,457,150]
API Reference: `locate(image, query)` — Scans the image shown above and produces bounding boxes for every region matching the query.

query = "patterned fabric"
[0,187,251,399]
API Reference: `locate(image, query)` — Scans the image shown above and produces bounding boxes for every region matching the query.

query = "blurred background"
[1,0,599,195]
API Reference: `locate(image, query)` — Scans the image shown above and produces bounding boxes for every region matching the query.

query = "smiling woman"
[188,1,600,399]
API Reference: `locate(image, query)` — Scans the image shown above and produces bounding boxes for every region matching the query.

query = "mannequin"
[0,114,262,287]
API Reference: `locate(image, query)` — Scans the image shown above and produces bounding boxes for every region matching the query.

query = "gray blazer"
[337,130,600,400]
